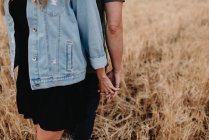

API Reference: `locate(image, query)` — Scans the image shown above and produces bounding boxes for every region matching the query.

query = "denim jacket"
[3,0,107,90]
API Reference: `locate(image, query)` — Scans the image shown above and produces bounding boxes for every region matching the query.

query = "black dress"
[9,0,100,132]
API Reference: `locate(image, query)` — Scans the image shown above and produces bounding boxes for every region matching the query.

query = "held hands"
[96,68,120,98]
[98,74,119,96]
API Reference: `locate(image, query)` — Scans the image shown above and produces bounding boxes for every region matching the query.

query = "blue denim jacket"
[3,0,107,90]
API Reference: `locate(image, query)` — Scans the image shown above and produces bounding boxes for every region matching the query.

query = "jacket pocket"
[66,41,73,71]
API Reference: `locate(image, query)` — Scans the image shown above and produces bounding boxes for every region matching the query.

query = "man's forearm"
[106,24,123,72]
[105,2,123,72]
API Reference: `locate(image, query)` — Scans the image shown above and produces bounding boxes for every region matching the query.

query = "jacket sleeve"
[71,0,107,70]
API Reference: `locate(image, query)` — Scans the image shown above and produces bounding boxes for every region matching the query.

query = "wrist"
[96,68,107,80]
[98,74,107,80]
[112,67,122,74]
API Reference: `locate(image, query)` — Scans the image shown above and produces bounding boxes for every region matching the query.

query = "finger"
[104,90,110,95]
[108,81,119,91]
[110,86,120,91]
[100,92,105,95]
[113,91,119,98]
[106,94,112,99]
[105,94,111,98]
[115,83,120,88]
[107,88,115,94]
[115,85,120,89]
[100,90,106,95]
[109,87,118,95]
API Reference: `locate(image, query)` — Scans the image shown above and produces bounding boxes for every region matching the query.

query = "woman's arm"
[105,1,124,93]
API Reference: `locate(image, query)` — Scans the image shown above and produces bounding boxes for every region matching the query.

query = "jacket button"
[9,22,13,26]
[32,57,37,61]
[32,28,37,32]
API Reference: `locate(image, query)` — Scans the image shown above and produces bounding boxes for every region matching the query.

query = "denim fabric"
[3,0,107,90]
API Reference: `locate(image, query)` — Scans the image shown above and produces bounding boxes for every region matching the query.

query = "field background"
[0,0,209,139]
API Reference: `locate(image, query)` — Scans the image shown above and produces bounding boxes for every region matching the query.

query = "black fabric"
[9,0,100,134]
[9,0,29,69]
[16,65,100,132]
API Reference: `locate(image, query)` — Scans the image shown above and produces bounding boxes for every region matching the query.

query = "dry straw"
[0,0,209,139]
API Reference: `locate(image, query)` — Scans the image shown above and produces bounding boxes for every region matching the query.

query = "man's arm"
[71,0,119,95]
[104,1,124,90]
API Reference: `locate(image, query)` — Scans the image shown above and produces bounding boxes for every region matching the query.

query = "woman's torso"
[4,0,107,90]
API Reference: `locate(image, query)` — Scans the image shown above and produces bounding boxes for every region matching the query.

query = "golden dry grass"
[0,0,209,139]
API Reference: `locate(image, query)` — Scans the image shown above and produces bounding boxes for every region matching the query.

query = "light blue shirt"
[3,0,107,90]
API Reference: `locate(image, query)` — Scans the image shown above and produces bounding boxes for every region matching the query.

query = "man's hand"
[107,69,122,98]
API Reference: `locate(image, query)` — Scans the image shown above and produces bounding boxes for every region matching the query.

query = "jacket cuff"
[89,55,108,69]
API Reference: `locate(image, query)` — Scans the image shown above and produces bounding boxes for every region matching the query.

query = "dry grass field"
[0,0,209,139]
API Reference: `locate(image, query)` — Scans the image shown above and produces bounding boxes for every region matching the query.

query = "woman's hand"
[96,68,119,95]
